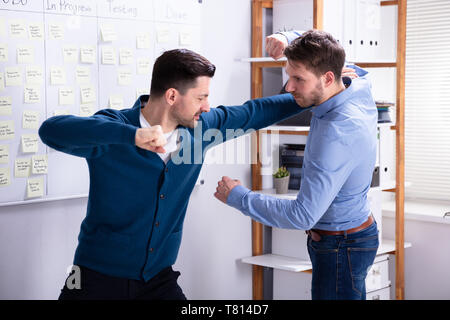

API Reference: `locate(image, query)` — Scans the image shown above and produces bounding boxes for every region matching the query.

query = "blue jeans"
[307,220,379,300]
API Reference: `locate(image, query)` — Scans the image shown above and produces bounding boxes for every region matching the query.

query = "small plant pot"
[273,175,290,194]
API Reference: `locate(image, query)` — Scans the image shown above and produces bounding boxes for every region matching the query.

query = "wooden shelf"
[259,123,397,136]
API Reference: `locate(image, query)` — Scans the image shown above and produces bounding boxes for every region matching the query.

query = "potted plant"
[273,166,290,194]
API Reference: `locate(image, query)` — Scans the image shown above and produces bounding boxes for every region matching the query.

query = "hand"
[265,33,289,60]
[214,176,242,204]
[135,125,167,153]
[342,67,358,79]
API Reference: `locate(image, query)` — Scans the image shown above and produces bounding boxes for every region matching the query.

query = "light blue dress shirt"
[227,66,378,231]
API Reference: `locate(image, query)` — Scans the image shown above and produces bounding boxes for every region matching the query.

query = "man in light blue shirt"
[214,30,379,300]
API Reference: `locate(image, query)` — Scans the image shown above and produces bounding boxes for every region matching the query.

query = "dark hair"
[150,49,216,97]
[284,29,345,81]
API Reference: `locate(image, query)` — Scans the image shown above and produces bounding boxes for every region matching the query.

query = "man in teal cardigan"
[39,48,308,300]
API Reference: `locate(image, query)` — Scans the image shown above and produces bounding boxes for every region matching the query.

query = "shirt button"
[160,194,165,199]
[165,168,169,173]
[149,248,154,252]
[155,222,160,227]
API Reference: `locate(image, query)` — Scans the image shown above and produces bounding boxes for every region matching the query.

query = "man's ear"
[165,88,178,106]
[322,71,336,88]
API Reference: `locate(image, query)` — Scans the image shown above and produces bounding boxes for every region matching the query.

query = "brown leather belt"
[306,215,374,241]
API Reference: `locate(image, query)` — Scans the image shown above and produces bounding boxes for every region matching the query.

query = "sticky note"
[136,88,148,99]
[75,66,90,84]
[136,32,151,49]
[50,66,66,85]
[54,109,70,116]
[21,134,39,153]
[9,20,27,38]
[101,46,116,65]
[48,23,64,40]
[28,23,44,40]
[32,154,48,174]
[63,45,78,63]
[179,30,193,46]
[0,167,11,187]
[24,86,41,104]
[80,104,96,117]
[0,120,15,140]
[80,86,96,104]
[26,66,43,85]
[156,26,171,43]
[136,58,151,75]
[0,96,12,116]
[117,68,132,86]
[59,87,74,105]
[0,144,9,164]
[0,44,8,62]
[22,110,40,129]
[109,95,123,110]
[80,46,95,64]
[5,67,22,86]
[27,177,44,198]
[15,157,31,177]
[119,48,133,65]
[0,72,4,91]
[17,45,35,64]
[100,24,117,42]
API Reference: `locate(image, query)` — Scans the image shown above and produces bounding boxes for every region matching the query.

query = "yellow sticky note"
[22,110,40,129]
[179,30,193,46]
[100,24,117,42]
[136,32,151,49]
[80,104,96,117]
[26,66,43,85]
[80,86,96,104]
[0,96,12,116]
[156,25,171,43]
[75,66,90,84]
[21,134,39,153]
[119,48,133,65]
[50,66,66,85]
[15,157,31,177]
[117,68,132,86]
[109,95,124,110]
[80,46,96,64]
[63,45,78,63]
[17,45,34,64]
[0,120,15,140]
[28,23,44,40]
[48,23,64,40]
[0,144,9,164]
[0,72,4,91]
[59,87,74,105]
[54,109,70,116]
[136,58,151,75]
[0,167,11,187]
[27,177,44,198]
[0,44,8,62]
[101,46,116,65]
[24,86,41,104]
[5,67,22,86]
[136,88,148,99]
[32,154,48,175]
[9,20,27,38]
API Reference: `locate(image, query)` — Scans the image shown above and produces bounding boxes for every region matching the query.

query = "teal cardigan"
[39,94,303,281]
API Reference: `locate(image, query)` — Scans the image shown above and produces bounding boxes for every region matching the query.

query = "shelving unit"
[248,0,407,300]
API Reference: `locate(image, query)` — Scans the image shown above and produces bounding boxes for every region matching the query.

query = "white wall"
[0,0,254,300]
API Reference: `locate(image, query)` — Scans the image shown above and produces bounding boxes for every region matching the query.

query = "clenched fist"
[135,125,167,153]
[265,33,289,60]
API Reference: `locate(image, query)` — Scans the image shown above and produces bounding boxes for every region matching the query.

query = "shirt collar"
[312,77,354,118]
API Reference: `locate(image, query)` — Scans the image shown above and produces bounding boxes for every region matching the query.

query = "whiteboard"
[0,0,202,205]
